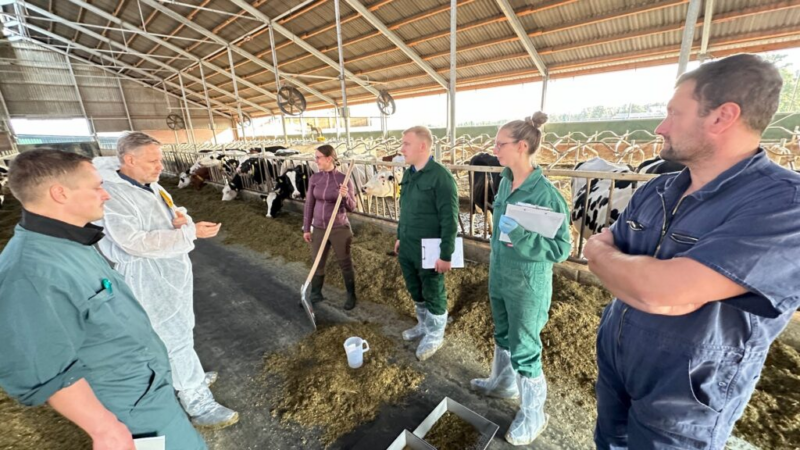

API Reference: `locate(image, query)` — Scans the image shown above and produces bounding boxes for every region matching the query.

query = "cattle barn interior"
[0,0,799,449]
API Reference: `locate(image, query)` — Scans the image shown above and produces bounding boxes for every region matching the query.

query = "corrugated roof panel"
[375,0,444,25]
[117,2,156,29]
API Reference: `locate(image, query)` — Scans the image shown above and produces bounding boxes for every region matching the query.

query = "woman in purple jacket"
[303,144,359,310]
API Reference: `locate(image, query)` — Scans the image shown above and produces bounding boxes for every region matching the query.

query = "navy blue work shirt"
[610,149,800,354]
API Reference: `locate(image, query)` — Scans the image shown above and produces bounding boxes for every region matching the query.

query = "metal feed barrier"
[161,150,657,264]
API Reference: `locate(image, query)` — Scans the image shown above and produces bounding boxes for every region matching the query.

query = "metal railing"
[161,150,657,263]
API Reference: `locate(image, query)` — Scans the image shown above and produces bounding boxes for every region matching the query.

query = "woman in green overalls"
[470,111,571,446]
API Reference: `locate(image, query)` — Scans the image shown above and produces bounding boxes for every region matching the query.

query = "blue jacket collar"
[661,148,769,201]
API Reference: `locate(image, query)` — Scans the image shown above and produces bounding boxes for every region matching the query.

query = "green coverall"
[0,220,206,450]
[397,159,459,316]
[490,167,571,378]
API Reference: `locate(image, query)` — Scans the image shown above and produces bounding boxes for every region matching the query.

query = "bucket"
[343,336,370,369]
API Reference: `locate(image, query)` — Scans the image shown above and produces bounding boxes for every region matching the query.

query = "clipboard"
[499,203,565,242]
[421,237,465,269]
[134,436,165,450]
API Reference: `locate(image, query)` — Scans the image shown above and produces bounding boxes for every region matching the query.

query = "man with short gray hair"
[0,149,206,449]
[94,131,238,429]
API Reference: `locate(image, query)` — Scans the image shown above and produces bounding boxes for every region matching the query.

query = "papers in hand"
[499,203,566,243]
[134,436,166,450]
[421,237,465,269]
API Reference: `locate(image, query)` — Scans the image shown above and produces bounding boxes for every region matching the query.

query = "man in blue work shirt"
[0,150,206,450]
[585,53,800,449]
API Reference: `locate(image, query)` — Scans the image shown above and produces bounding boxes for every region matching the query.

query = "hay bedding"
[0,182,797,448]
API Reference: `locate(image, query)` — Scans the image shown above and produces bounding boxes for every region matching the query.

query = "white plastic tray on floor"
[412,397,499,450]
[386,429,436,450]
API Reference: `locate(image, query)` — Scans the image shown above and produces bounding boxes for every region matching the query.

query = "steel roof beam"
[342,0,448,89]
[163,0,320,87]
[677,0,702,75]
[8,25,232,119]
[138,0,337,108]
[495,0,547,76]
[60,0,274,114]
[699,0,715,61]
[231,0,381,98]
[20,25,266,120]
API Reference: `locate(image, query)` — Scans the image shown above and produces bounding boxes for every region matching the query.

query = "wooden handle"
[304,162,356,286]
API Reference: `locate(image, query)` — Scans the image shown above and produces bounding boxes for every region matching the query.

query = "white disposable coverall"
[93,157,204,393]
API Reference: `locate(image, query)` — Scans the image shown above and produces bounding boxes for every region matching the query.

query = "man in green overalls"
[0,150,206,450]
[394,126,459,361]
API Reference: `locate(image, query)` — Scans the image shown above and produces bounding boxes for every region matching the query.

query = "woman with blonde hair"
[470,112,571,446]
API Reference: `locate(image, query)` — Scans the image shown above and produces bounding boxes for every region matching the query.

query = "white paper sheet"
[421,237,465,269]
[135,436,165,450]
[499,203,566,242]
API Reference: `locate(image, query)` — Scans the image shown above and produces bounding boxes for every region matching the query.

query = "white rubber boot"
[203,371,218,388]
[470,345,519,399]
[505,374,549,446]
[402,303,428,341]
[179,385,239,430]
[416,311,447,361]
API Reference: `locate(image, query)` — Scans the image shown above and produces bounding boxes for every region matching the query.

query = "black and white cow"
[221,157,280,201]
[260,174,294,218]
[260,145,287,154]
[570,156,685,240]
[282,165,311,199]
[637,156,686,175]
[469,152,502,218]
[0,166,8,208]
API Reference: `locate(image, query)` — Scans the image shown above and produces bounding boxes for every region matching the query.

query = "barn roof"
[3,0,800,120]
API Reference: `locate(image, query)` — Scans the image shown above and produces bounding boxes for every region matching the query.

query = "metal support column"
[178,73,195,145]
[0,86,18,153]
[333,0,351,147]
[65,54,97,144]
[161,82,180,144]
[227,46,246,140]
[448,0,457,153]
[198,63,218,145]
[677,0,702,76]
[791,71,800,111]
[541,70,549,111]
[267,21,288,146]
[699,0,714,62]
[334,107,340,140]
[116,78,134,130]
[281,115,289,145]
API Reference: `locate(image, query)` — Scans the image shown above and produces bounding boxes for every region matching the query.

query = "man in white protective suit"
[93,131,238,429]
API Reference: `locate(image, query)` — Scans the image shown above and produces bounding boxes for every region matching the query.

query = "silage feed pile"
[260,323,424,445]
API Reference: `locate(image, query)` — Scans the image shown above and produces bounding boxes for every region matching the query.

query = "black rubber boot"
[310,274,325,304]
[343,271,357,311]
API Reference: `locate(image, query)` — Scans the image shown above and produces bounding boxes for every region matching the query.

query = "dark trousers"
[310,226,354,277]
[595,300,765,450]
[397,247,447,315]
